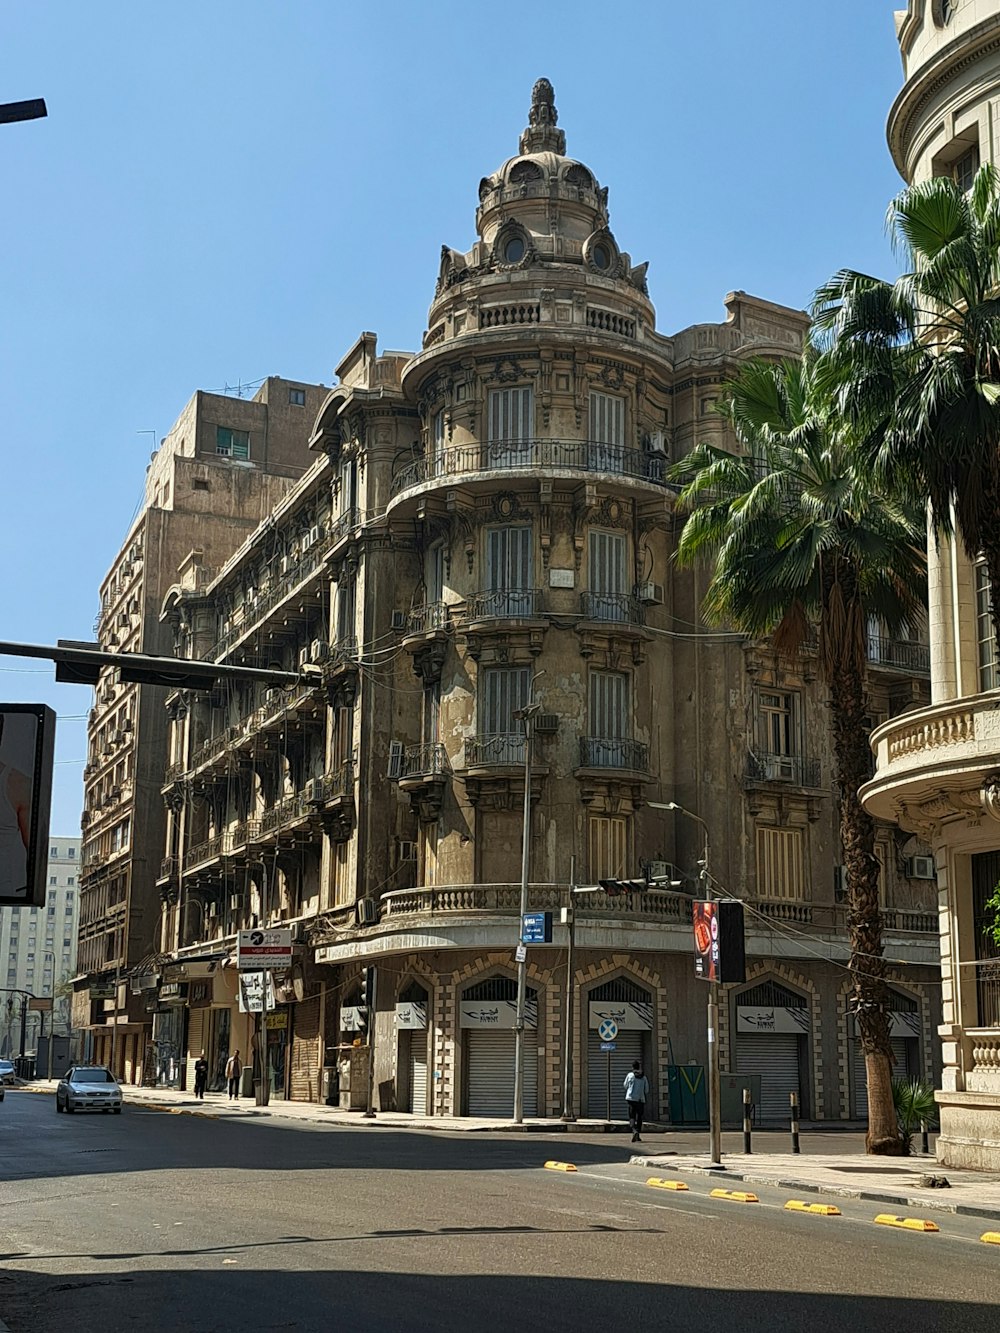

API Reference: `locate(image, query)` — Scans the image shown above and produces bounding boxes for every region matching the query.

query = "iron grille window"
[737,980,807,1008]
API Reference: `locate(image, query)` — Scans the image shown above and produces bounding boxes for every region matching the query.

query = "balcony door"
[487,387,533,468]
[588,670,629,766]
[588,529,627,620]
[589,391,625,472]
[479,666,529,764]
[486,526,533,618]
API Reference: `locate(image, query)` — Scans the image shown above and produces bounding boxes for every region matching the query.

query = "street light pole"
[513,677,543,1125]
[650,800,722,1167]
[561,856,577,1122]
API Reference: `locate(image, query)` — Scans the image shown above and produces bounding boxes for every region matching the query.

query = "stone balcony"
[861,691,1000,837]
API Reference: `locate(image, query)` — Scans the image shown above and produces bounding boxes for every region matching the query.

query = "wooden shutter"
[482,667,529,734]
[589,814,628,880]
[589,530,626,595]
[756,826,805,901]
[589,671,627,738]
[290,996,322,1102]
[589,392,625,445]
[488,387,533,443]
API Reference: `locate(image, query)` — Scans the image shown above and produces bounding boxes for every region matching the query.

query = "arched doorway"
[396,979,430,1115]
[851,987,921,1119]
[585,977,654,1119]
[734,978,811,1122]
[461,976,538,1116]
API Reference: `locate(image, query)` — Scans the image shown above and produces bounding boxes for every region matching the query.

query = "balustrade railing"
[579,736,650,771]
[391,438,669,497]
[380,882,687,922]
[749,899,814,925]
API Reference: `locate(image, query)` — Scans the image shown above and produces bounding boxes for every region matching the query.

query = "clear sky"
[2,1,910,834]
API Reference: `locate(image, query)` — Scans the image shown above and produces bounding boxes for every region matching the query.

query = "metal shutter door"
[185,1009,204,1094]
[852,1037,910,1119]
[586,1030,644,1119]
[290,997,321,1102]
[409,1031,428,1115]
[466,1030,537,1117]
[735,1033,801,1123]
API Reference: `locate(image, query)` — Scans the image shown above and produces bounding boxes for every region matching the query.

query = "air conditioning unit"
[279,555,291,575]
[356,898,379,926]
[387,740,405,780]
[391,610,407,632]
[229,894,241,912]
[298,645,312,669]
[310,639,330,663]
[648,430,667,454]
[302,526,320,551]
[288,921,306,945]
[397,840,418,863]
[206,902,218,919]
[759,755,794,782]
[118,612,130,627]
[636,581,664,606]
[905,855,936,880]
[645,860,673,882]
[533,713,559,735]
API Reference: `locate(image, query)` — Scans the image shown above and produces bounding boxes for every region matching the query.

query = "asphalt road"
[1,1090,997,1333]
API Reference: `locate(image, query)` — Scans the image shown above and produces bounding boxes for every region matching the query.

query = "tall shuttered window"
[756,825,805,901]
[976,562,997,692]
[590,670,628,739]
[487,387,533,465]
[589,392,625,471]
[589,529,626,595]
[485,526,533,616]
[589,814,629,881]
[481,667,529,735]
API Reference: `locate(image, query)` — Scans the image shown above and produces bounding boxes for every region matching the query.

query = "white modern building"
[0,837,80,1057]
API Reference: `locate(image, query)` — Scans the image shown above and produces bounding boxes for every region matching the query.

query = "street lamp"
[649,800,722,1167]
[512,674,544,1125]
[43,950,56,1080]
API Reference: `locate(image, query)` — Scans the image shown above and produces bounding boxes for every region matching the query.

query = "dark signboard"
[693,899,745,984]
[0,704,55,908]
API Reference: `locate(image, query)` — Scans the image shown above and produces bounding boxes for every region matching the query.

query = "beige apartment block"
[863,1,1000,1168]
[147,83,939,1120]
[74,377,326,1084]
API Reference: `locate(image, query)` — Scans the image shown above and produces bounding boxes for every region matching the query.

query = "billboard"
[693,899,746,984]
[0,704,55,908]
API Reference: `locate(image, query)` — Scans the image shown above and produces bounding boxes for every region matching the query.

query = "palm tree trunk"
[828,664,902,1155]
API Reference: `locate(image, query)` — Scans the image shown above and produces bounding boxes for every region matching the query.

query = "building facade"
[150,82,939,1120]
[863,0,1000,1167]
[1,838,80,1058]
[74,377,326,1083]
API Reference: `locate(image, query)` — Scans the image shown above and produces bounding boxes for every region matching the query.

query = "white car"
[56,1066,122,1114]
[0,1059,15,1086]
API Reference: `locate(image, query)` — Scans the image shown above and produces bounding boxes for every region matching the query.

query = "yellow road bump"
[874,1214,940,1232]
[980,1232,1000,1245]
[710,1188,759,1203]
[646,1178,690,1191]
[784,1201,841,1216]
[543,1160,578,1172]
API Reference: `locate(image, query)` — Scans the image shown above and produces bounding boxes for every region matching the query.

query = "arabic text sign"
[459,1000,537,1030]
[238,971,276,1014]
[237,928,293,971]
[588,1001,653,1031]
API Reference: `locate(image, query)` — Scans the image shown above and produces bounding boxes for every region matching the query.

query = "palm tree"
[813,162,1000,660]
[670,353,925,1154]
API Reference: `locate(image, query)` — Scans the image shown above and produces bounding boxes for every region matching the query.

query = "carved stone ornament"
[598,360,627,391]
[981,775,1000,823]
[492,491,530,523]
[487,356,527,384]
[597,496,629,529]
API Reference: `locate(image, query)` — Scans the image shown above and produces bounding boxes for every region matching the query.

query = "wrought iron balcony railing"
[580,591,645,625]
[464,588,541,622]
[405,601,450,635]
[866,635,931,675]
[745,751,821,788]
[400,742,450,780]
[578,736,650,771]
[391,439,670,497]
[466,733,526,767]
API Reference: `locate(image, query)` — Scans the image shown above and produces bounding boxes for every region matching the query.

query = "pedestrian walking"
[226,1049,242,1101]
[193,1051,209,1100]
[624,1060,650,1143]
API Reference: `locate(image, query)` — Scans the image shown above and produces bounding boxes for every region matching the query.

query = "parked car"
[0,1059,15,1086]
[56,1066,122,1114]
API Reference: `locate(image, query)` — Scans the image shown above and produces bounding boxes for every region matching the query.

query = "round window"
[593,243,611,270]
[504,236,526,264]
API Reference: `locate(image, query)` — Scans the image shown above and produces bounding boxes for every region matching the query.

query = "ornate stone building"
[863,1,1000,1167]
[152,82,939,1119]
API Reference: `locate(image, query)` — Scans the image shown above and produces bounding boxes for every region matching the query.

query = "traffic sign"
[521,911,552,944]
[237,928,293,971]
[600,1041,616,1053]
[597,1017,619,1042]
[514,943,527,963]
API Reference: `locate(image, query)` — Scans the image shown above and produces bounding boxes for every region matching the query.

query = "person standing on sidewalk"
[624,1060,649,1143]
[193,1052,209,1100]
[226,1050,242,1101]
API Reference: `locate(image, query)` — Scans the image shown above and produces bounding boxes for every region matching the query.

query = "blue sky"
[2,1,909,833]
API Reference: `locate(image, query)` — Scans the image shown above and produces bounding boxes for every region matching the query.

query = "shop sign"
[265,1010,288,1031]
[158,982,188,1004]
[395,1001,427,1030]
[849,1011,919,1040]
[188,981,212,1009]
[459,1000,537,1030]
[238,971,276,1014]
[237,928,293,972]
[737,1006,811,1034]
[341,1004,365,1032]
[587,1001,653,1031]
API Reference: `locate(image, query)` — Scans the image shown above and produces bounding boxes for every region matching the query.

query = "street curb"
[629,1156,1000,1223]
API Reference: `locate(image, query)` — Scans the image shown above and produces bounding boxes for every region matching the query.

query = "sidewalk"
[16,1079,622,1134]
[630,1147,1000,1222]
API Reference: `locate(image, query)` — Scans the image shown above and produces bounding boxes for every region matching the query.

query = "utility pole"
[512,676,543,1125]
[561,856,576,1122]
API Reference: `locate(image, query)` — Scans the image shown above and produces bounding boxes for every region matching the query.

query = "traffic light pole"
[363,965,377,1119]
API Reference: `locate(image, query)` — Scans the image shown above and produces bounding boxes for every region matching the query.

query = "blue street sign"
[601,1041,616,1053]
[521,911,553,944]
[597,1017,619,1042]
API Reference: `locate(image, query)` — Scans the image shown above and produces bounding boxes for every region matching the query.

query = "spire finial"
[519,78,566,155]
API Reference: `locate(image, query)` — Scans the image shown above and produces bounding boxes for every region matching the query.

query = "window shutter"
[756,826,805,901]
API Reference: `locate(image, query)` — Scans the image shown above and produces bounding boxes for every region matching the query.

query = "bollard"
[790,1091,800,1154]
[920,1119,930,1156]
[743,1086,752,1155]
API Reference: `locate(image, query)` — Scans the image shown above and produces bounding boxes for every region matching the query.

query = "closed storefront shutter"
[409,1031,428,1115]
[586,1030,644,1120]
[852,1037,911,1119]
[735,1033,801,1123]
[185,1009,204,1094]
[290,997,322,1103]
[466,1030,537,1117]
